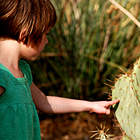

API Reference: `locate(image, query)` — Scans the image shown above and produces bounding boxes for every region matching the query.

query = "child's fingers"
[104,99,119,109]
[107,99,119,106]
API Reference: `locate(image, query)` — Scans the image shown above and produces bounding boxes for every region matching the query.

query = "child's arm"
[31,82,119,115]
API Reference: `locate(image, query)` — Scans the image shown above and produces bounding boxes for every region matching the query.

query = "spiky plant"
[112,57,140,140]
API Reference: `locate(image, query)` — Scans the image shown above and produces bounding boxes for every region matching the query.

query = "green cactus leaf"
[132,59,140,102]
[112,74,140,140]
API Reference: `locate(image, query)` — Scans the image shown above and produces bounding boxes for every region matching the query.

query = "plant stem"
[108,0,140,28]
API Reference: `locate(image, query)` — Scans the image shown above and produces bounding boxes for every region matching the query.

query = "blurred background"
[28,0,140,139]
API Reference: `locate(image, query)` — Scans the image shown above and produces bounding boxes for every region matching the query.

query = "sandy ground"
[39,111,122,140]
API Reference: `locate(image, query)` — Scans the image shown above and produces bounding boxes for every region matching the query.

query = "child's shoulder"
[0,65,8,86]
[0,64,7,75]
[19,60,31,72]
[19,60,33,85]
[19,60,30,67]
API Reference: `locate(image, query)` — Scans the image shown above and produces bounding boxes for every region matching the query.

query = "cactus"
[112,57,140,140]
[89,124,114,140]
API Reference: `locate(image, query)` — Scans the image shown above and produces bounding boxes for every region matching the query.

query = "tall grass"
[28,0,140,100]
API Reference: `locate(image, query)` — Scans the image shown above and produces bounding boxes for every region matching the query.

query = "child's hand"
[89,99,119,115]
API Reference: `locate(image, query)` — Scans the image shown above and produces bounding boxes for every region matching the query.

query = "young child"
[0,0,119,139]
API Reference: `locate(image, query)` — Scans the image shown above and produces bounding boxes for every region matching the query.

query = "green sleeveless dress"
[0,60,41,140]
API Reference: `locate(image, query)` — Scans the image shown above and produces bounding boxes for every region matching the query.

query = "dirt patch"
[39,111,122,140]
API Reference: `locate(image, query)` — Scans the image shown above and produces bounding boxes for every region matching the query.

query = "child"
[0,0,119,139]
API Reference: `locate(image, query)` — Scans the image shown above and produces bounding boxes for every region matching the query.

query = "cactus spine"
[112,58,140,140]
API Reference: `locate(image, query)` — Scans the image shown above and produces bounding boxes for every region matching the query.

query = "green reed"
[28,0,140,100]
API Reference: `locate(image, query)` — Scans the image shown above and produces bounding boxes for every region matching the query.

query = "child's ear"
[19,28,27,43]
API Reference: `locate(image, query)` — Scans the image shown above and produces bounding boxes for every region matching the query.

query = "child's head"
[0,0,57,49]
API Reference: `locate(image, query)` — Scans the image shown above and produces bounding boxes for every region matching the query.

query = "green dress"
[0,60,41,140]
